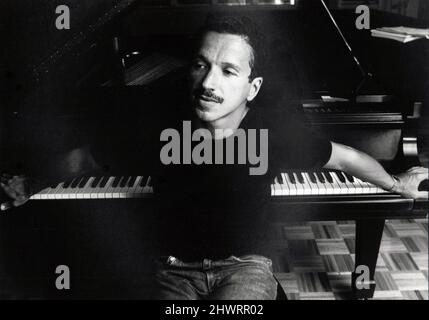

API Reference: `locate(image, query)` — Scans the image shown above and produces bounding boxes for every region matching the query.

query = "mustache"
[193,89,224,104]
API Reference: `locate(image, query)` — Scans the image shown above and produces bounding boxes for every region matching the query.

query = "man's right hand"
[0,174,33,211]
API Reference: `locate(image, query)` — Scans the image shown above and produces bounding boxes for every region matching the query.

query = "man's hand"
[0,174,33,211]
[394,167,429,200]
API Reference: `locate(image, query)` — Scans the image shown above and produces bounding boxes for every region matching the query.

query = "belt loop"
[202,258,211,270]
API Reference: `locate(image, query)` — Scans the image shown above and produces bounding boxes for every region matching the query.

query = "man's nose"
[201,68,219,90]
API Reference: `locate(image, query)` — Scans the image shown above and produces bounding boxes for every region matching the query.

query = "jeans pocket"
[229,255,273,270]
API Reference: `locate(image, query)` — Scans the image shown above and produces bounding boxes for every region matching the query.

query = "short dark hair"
[193,13,267,80]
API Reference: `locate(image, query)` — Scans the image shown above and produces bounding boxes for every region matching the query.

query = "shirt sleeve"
[268,109,332,169]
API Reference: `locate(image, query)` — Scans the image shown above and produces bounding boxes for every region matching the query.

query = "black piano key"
[77,176,90,188]
[322,171,333,183]
[98,176,108,188]
[287,172,296,184]
[309,172,317,184]
[91,176,102,188]
[277,174,284,184]
[70,177,83,188]
[334,171,346,183]
[315,172,325,183]
[344,172,355,183]
[139,176,147,187]
[119,176,129,188]
[111,176,122,188]
[127,176,137,187]
[62,178,74,189]
[147,176,153,187]
[295,172,305,184]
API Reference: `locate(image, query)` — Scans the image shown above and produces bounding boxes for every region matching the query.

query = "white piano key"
[82,177,96,199]
[312,172,327,195]
[292,172,305,195]
[354,177,370,194]
[283,173,297,196]
[303,172,319,195]
[89,176,103,199]
[273,176,282,196]
[297,172,312,195]
[143,176,153,194]
[128,175,143,198]
[119,176,132,198]
[327,172,343,194]
[341,172,363,194]
[103,176,116,199]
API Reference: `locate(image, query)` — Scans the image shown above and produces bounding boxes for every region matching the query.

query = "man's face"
[190,31,262,125]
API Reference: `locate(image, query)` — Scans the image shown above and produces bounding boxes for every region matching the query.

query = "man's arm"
[324,142,428,200]
[1,146,101,210]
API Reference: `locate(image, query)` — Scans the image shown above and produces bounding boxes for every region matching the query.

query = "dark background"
[0,0,428,298]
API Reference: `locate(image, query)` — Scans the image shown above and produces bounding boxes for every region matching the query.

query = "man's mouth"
[198,95,220,103]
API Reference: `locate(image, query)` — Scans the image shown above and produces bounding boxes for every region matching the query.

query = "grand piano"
[1,0,428,299]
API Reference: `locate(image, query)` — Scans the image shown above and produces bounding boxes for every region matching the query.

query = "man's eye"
[224,69,237,76]
[193,62,207,70]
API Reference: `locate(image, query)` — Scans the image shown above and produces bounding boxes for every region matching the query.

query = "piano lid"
[15,0,370,97]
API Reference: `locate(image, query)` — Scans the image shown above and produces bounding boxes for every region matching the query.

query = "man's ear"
[247,77,263,102]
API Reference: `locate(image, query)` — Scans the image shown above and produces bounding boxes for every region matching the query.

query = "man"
[1,14,428,300]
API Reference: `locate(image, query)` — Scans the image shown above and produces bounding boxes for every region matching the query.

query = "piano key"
[91,176,102,188]
[144,176,153,193]
[295,172,305,184]
[103,176,116,198]
[62,178,75,189]
[303,172,319,195]
[315,171,325,183]
[272,176,282,196]
[127,176,137,188]
[140,176,148,187]
[332,171,351,194]
[312,171,327,195]
[292,172,305,195]
[111,176,122,189]
[129,175,144,198]
[77,176,90,189]
[327,171,344,194]
[309,172,317,184]
[77,177,96,199]
[282,173,296,196]
[297,172,312,195]
[287,172,296,184]
[119,176,132,198]
[48,182,64,199]
[342,173,364,194]
[70,177,83,189]
[89,176,105,199]
[98,176,108,188]
[119,176,129,188]
[355,178,377,193]
[344,173,355,183]
[334,171,346,183]
[322,170,334,183]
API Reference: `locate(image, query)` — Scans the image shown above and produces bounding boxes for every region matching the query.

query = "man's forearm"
[323,142,397,192]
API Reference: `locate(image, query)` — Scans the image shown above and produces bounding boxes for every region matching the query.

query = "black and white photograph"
[1,0,428,303]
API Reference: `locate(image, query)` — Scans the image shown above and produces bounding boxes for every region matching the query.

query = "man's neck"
[196,105,249,140]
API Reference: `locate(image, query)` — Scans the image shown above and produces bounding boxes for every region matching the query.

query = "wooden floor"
[270,219,428,300]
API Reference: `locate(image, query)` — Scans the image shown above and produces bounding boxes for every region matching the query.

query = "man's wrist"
[387,175,401,193]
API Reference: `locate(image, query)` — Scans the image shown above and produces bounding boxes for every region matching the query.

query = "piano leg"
[352,218,385,300]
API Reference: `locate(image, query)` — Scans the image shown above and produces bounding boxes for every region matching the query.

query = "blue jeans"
[153,255,278,300]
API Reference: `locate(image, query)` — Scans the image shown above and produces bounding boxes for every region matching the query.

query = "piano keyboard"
[29,170,391,200]
[30,175,153,200]
[271,170,389,197]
